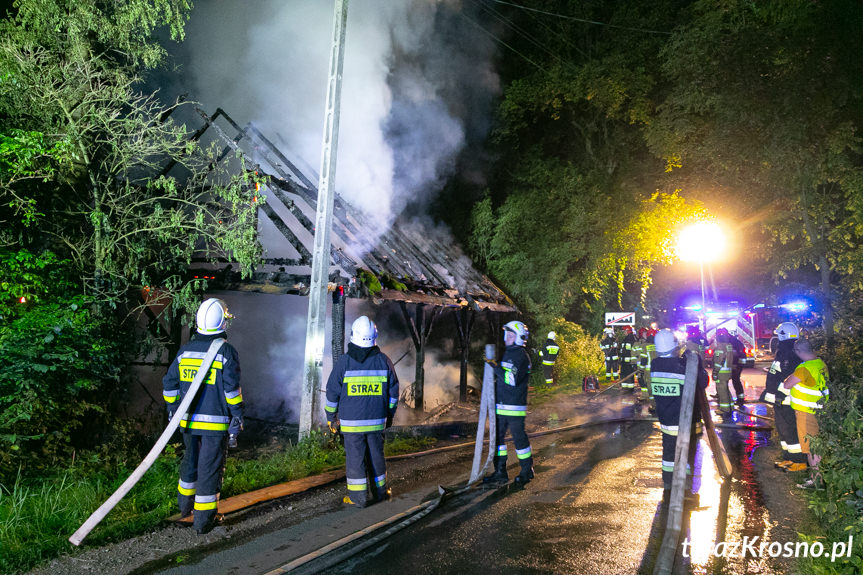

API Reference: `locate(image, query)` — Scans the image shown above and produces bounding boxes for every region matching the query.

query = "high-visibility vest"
[790,359,830,414]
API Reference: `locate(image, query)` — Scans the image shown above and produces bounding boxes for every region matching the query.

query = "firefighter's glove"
[228,433,238,449]
[229,416,244,435]
[484,358,498,367]
[386,414,394,429]
[327,420,339,435]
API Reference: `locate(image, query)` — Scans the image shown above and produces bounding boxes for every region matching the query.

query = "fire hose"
[69,338,225,546]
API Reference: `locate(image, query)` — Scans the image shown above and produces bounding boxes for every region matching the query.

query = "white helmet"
[350,316,377,348]
[654,329,678,356]
[196,298,231,335]
[503,320,529,346]
[604,327,614,337]
[775,322,799,341]
[548,331,556,341]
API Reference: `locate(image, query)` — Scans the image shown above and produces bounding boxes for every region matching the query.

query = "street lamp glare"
[676,221,726,263]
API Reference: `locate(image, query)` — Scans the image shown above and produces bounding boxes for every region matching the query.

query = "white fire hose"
[69,338,225,546]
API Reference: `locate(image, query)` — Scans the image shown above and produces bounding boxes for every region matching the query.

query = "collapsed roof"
[185,107,515,313]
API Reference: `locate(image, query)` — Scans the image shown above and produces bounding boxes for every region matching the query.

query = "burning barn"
[135,107,516,427]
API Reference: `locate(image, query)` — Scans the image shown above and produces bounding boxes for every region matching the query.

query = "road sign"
[605,312,635,326]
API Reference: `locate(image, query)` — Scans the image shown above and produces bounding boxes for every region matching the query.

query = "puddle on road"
[680,404,777,575]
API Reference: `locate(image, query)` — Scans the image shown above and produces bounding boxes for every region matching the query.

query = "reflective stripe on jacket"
[326,344,399,432]
[541,339,560,366]
[162,333,243,436]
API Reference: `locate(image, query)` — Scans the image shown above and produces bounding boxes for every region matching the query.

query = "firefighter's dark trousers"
[731,366,744,398]
[494,415,533,475]
[542,363,554,385]
[344,432,387,506]
[178,433,227,532]
[774,400,807,463]
[661,429,698,488]
[621,359,636,390]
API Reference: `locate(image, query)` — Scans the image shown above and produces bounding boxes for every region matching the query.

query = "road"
[147,364,788,575]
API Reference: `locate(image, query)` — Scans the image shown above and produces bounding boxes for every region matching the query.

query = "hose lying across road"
[263,413,659,574]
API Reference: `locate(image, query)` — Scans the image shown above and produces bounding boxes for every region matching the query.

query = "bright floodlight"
[676,221,726,263]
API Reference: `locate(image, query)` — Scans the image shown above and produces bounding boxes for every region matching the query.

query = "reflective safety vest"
[541,339,560,366]
[790,359,830,414]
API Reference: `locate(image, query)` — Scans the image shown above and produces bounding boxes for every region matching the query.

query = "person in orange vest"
[782,338,829,489]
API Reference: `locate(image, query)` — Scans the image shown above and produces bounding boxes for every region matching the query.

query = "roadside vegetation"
[0,430,435,574]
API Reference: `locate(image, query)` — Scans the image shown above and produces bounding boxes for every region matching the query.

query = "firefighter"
[162,298,244,534]
[619,326,637,390]
[484,321,534,486]
[711,329,735,414]
[783,338,829,488]
[728,331,746,404]
[539,331,560,385]
[634,328,649,394]
[651,329,708,492]
[762,322,807,471]
[600,328,618,381]
[326,316,399,507]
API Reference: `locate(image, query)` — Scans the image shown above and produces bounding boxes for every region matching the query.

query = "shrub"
[798,334,863,574]
[0,249,125,482]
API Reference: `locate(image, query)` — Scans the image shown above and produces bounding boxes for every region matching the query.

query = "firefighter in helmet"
[326,316,400,507]
[651,329,708,493]
[539,331,560,385]
[600,328,618,381]
[763,322,807,471]
[619,326,637,390]
[484,321,534,486]
[162,298,244,534]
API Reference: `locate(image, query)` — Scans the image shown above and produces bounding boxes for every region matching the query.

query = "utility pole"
[299,0,349,440]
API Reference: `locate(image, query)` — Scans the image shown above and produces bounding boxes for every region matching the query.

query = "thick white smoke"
[175,0,499,231]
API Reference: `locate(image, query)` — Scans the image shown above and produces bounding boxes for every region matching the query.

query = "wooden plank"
[170,469,345,523]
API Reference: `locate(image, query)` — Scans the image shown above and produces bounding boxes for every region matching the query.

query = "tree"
[0,0,262,318]
[462,0,702,328]
[645,0,863,343]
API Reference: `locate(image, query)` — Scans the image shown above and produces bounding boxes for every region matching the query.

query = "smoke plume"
[172,0,499,232]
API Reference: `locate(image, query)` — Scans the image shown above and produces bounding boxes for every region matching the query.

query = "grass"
[0,430,439,574]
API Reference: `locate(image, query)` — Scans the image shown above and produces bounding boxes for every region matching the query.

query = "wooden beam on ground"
[169,469,345,523]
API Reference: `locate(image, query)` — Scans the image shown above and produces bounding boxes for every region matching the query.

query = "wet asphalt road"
[320,366,784,575]
[151,365,786,575]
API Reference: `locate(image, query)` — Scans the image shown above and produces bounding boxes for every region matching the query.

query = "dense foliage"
[0,0,265,477]
[0,249,126,481]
